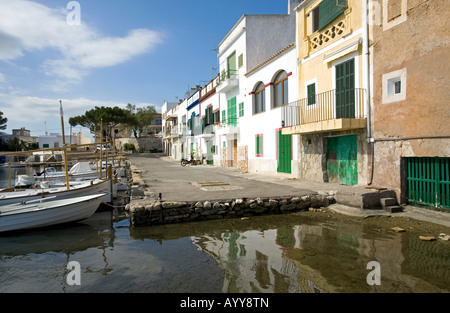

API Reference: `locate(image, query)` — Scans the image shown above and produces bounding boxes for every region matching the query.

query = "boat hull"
[0,194,105,233]
[0,179,110,206]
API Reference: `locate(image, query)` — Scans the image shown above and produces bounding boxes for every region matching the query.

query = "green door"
[326,135,357,186]
[335,58,355,119]
[406,157,450,209]
[207,141,214,165]
[277,130,292,174]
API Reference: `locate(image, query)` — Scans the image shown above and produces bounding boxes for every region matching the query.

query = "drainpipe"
[362,0,374,185]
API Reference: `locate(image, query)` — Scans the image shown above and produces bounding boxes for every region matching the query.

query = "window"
[256,134,263,157]
[222,110,226,123]
[227,97,237,127]
[273,71,289,108]
[205,106,213,125]
[214,110,220,124]
[254,82,266,114]
[312,0,346,32]
[238,53,244,68]
[382,68,407,104]
[307,83,316,105]
[239,102,244,117]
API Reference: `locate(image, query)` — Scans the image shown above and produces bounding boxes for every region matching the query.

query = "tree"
[0,111,7,130]
[69,106,131,143]
[122,104,157,139]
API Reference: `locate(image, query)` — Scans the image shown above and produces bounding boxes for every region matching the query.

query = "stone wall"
[127,194,334,227]
[237,145,248,173]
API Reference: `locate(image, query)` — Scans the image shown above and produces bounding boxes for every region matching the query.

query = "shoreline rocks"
[126,194,335,227]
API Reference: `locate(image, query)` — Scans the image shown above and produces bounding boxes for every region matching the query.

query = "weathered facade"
[283,0,370,186]
[369,0,450,208]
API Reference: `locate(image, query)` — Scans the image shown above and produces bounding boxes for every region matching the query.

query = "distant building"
[0,127,39,145]
[39,132,91,149]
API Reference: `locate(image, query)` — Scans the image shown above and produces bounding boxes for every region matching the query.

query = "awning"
[323,37,362,63]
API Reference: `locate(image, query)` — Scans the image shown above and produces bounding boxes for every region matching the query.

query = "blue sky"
[0,0,289,139]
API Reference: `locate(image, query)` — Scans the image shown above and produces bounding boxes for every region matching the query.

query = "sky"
[0,0,290,140]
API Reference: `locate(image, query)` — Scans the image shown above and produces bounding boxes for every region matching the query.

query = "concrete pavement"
[125,153,450,228]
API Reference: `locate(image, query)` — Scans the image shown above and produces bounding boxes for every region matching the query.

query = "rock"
[195,201,204,208]
[392,227,405,232]
[235,199,243,204]
[291,197,301,203]
[203,201,212,209]
[162,201,187,209]
[241,217,250,220]
[213,202,221,209]
[419,235,436,241]
[438,233,450,241]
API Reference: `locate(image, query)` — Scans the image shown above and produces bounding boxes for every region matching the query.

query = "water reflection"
[0,209,449,293]
[187,217,449,293]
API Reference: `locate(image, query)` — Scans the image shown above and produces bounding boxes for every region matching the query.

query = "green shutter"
[227,97,237,127]
[222,110,226,123]
[256,135,263,156]
[307,84,316,105]
[318,0,346,31]
[239,102,244,117]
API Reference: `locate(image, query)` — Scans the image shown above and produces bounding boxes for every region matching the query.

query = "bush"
[123,143,136,151]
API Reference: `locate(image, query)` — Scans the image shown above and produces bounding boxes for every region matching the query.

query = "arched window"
[254,82,265,114]
[273,71,289,108]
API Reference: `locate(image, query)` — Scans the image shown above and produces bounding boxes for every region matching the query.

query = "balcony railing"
[216,70,239,93]
[282,88,367,128]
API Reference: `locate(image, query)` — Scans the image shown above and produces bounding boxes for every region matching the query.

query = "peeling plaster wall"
[370,0,450,197]
[298,130,369,184]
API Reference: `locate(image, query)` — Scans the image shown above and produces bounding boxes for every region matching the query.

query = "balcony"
[215,118,239,136]
[164,124,187,139]
[281,88,367,135]
[216,69,239,94]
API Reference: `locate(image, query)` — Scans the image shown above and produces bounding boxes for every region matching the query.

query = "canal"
[1,203,449,293]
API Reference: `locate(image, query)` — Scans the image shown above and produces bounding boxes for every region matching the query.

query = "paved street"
[125,153,318,202]
[125,153,450,228]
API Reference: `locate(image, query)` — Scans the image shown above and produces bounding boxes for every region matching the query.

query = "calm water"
[0,204,449,293]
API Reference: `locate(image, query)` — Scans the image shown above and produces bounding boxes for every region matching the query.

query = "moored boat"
[0,193,106,233]
[0,178,110,206]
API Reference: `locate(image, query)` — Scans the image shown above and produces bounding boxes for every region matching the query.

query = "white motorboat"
[0,193,106,233]
[0,179,111,206]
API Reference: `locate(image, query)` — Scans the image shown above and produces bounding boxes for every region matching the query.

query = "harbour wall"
[126,194,334,227]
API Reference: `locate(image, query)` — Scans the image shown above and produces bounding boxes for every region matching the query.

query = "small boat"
[0,193,106,233]
[0,179,110,206]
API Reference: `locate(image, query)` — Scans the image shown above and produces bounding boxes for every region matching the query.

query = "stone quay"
[126,194,334,227]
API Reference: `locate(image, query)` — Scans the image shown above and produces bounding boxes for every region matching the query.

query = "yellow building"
[283,0,369,186]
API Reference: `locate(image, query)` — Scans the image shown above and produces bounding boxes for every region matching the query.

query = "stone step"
[335,189,397,210]
[380,197,397,209]
[384,205,403,213]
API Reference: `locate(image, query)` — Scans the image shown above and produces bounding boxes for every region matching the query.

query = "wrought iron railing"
[281,88,366,127]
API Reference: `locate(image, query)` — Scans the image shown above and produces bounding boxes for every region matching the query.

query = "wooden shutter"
[307,84,316,105]
[318,0,346,31]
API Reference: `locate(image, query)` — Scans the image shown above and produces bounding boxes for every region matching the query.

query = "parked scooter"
[180,158,196,167]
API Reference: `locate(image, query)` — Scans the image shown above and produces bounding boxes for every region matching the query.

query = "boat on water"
[15,162,107,188]
[0,193,106,233]
[0,178,111,206]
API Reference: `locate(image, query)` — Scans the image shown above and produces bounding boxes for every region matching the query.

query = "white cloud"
[0,0,163,86]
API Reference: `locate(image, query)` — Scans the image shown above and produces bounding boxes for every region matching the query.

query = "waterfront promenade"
[125,153,450,228]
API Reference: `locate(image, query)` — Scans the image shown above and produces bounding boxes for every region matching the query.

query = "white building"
[215,1,299,173]
[39,132,90,149]
[242,42,299,175]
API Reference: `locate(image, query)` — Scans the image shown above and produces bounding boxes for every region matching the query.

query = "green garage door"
[406,157,450,209]
[277,130,292,174]
[326,135,358,186]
